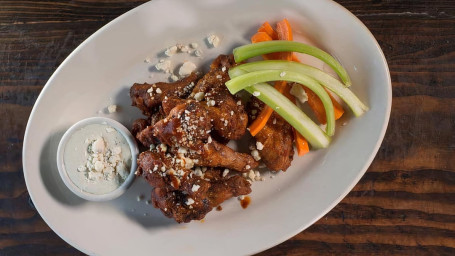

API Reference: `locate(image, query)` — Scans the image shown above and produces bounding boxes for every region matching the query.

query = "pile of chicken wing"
[130,55,294,223]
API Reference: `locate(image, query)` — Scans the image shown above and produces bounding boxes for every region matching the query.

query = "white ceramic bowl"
[56,117,139,201]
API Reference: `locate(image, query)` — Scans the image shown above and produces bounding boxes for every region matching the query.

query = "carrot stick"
[276,19,310,155]
[251,32,273,43]
[249,81,287,137]
[258,21,278,40]
[276,19,293,61]
[283,83,310,156]
[278,18,344,124]
[303,87,344,124]
[251,32,281,60]
[249,19,293,136]
[294,130,310,156]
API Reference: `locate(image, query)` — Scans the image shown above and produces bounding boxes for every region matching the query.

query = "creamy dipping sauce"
[63,123,132,195]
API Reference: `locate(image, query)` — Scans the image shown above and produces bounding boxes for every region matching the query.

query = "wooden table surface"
[1,0,454,255]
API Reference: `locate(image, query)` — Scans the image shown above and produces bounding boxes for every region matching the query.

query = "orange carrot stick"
[251,32,281,60]
[251,31,273,43]
[303,87,344,124]
[276,18,293,61]
[282,83,310,156]
[249,81,287,136]
[294,130,310,156]
[278,18,344,123]
[258,21,278,40]
[249,19,293,136]
[276,19,310,155]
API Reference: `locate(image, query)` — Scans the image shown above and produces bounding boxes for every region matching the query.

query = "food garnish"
[227,19,368,151]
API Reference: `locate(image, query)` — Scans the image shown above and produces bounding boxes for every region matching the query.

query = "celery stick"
[245,83,330,149]
[233,41,352,87]
[226,70,335,137]
[229,61,368,117]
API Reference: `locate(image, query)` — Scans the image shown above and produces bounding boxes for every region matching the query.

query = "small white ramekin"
[56,117,138,201]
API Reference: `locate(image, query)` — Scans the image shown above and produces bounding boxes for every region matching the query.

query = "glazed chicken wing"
[130,73,199,115]
[151,100,258,172]
[136,150,251,223]
[248,99,294,171]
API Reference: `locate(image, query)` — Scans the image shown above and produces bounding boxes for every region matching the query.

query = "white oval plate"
[23,0,391,255]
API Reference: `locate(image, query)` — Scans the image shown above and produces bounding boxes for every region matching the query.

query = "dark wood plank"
[0,0,454,255]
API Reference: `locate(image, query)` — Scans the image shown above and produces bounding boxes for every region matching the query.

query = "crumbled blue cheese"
[164,45,178,57]
[194,92,205,101]
[194,49,203,57]
[178,61,197,77]
[155,59,171,73]
[64,123,132,195]
[191,184,200,192]
[256,141,264,150]
[251,149,261,161]
[177,43,189,53]
[169,74,179,82]
[186,198,195,205]
[206,34,220,47]
[290,83,308,104]
[107,105,117,113]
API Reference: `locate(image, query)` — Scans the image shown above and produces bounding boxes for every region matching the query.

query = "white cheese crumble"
[290,83,308,104]
[189,42,198,49]
[252,91,260,97]
[280,71,286,77]
[186,198,195,205]
[105,127,115,133]
[251,149,261,161]
[191,184,200,192]
[158,143,167,152]
[107,105,117,113]
[194,92,205,101]
[207,100,216,107]
[256,141,264,150]
[169,74,179,82]
[155,59,171,73]
[222,169,229,177]
[178,61,197,77]
[164,45,178,57]
[206,34,220,47]
[194,49,203,57]
[177,43,189,53]
[79,136,128,183]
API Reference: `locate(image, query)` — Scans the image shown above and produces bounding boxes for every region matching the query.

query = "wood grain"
[1,0,454,255]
